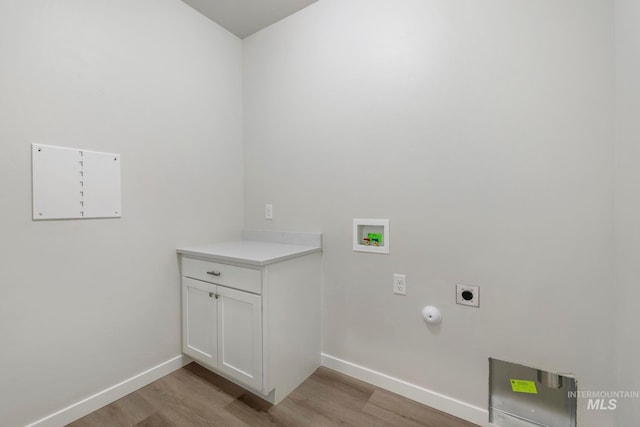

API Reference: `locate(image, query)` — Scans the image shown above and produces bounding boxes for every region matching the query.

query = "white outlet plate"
[265,204,273,220]
[456,284,479,307]
[393,274,406,295]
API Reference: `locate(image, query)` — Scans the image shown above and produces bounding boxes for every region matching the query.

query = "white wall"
[0,1,243,425]
[615,0,640,424]
[0,1,627,425]
[243,0,616,425]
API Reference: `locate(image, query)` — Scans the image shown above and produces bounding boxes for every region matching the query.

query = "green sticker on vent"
[510,379,538,394]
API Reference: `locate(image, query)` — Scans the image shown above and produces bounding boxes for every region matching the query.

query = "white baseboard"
[26,355,190,427]
[25,354,488,427]
[321,353,490,427]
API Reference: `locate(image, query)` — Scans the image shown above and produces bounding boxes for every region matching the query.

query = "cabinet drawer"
[182,257,261,294]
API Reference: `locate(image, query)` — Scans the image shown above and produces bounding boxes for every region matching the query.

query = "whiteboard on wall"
[32,144,121,220]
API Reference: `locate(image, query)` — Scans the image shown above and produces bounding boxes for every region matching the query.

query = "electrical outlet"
[456,284,479,307]
[265,204,273,220]
[393,274,406,295]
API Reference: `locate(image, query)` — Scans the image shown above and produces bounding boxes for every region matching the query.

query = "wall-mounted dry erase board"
[32,144,121,220]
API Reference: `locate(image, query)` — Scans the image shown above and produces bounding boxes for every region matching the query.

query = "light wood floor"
[67,362,479,427]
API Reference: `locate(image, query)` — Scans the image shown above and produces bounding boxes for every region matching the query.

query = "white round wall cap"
[422,305,442,325]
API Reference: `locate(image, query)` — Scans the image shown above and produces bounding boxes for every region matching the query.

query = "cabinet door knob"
[215,294,219,299]
[207,271,221,276]
[209,292,214,298]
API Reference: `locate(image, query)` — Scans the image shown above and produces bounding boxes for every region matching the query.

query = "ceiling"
[181,0,319,39]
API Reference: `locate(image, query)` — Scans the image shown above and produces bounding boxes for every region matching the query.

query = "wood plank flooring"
[67,363,479,427]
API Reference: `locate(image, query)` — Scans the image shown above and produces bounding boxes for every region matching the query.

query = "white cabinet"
[179,239,321,405]
[182,277,262,389]
[216,285,262,390]
[182,278,217,367]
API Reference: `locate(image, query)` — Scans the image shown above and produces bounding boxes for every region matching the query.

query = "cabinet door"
[217,286,263,390]
[182,277,217,368]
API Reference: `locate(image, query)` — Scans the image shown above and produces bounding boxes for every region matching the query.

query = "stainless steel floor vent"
[489,358,577,427]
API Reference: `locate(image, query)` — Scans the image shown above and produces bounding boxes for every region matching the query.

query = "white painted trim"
[26,355,190,427]
[321,353,490,427]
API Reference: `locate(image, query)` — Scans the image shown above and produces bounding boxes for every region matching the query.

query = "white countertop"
[177,238,322,267]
